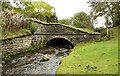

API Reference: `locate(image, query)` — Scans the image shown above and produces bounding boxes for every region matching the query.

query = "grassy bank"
[1,29,31,40]
[56,26,119,74]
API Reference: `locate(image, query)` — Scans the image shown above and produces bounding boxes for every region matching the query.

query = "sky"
[44,0,90,19]
[44,0,105,28]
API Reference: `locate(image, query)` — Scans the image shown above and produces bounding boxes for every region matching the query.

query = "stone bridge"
[0,18,100,55]
[29,18,100,49]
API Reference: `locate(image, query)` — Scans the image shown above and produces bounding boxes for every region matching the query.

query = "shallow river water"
[2,48,70,74]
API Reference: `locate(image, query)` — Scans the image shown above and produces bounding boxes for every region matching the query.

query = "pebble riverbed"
[2,48,70,74]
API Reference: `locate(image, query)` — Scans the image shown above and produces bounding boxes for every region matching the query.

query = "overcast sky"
[44,0,105,28]
[44,0,90,19]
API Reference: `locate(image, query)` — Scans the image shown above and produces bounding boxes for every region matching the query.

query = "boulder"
[41,55,50,61]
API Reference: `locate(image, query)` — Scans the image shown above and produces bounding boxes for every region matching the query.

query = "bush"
[0,10,29,32]
[95,27,114,41]
[29,21,38,34]
[95,27,107,37]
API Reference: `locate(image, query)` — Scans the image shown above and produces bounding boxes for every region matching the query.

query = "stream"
[2,47,71,74]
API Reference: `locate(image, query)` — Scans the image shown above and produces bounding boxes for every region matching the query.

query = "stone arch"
[46,38,74,49]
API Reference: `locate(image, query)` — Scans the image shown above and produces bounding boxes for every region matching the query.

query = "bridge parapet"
[34,22,84,35]
[28,18,100,35]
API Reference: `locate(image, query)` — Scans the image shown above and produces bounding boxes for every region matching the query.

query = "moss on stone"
[27,18,100,35]
[2,43,45,62]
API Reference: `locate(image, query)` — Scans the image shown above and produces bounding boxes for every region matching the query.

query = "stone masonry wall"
[0,36,32,54]
[34,23,85,34]
[0,35,46,55]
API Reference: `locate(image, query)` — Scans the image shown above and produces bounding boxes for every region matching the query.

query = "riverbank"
[1,29,31,40]
[56,26,119,74]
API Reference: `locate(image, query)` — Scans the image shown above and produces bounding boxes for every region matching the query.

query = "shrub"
[29,21,38,34]
[0,10,29,32]
[95,27,107,37]
[95,27,114,41]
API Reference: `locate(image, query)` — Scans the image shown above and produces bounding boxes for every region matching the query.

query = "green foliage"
[1,29,31,40]
[1,0,58,23]
[47,13,58,23]
[89,2,120,26]
[112,3,120,26]
[1,2,12,11]
[95,27,107,37]
[59,18,73,25]
[58,12,93,29]
[1,1,58,39]
[28,21,38,34]
[73,12,92,29]
[95,27,108,42]
[0,10,32,39]
[95,27,116,41]
[0,10,29,32]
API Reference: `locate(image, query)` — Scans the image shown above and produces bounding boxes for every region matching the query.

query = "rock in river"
[41,55,50,61]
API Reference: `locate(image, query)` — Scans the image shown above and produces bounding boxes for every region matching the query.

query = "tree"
[89,2,120,27]
[46,12,58,23]
[59,18,71,25]
[1,2,12,11]
[1,0,58,23]
[73,12,92,29]
[89,2,120,39]
[111,2,120,26]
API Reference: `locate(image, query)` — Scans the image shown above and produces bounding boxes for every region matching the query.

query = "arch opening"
[46,38,74,49]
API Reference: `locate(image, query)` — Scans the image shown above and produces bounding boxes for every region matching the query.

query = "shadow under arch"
[46,38,74,49]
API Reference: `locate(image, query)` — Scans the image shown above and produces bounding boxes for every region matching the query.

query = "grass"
[56,26,119,74]
[1,29,31,40]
